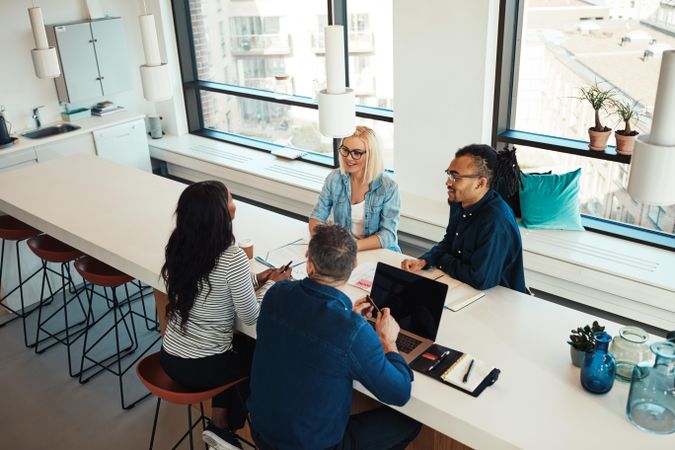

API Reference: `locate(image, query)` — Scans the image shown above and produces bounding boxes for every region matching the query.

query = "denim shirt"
[248,278,413,450]
[310,169,401,252]
[420,190,528,294]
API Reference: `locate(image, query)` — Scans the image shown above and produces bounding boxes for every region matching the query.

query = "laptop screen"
[370,262,448,341]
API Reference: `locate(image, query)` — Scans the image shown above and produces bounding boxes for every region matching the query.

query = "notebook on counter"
[436,276,485,312]
[410,343,500,397]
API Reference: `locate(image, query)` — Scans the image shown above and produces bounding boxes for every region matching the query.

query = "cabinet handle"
[96,76,105,81]
[89,38,98,43]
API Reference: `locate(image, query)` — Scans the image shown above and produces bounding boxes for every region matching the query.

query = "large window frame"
[492,0,674,251]
[171,0,393,169]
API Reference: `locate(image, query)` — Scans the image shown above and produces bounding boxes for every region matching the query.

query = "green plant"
[613,99,642,135]
[574,82,616,132]
[568,320,605,352]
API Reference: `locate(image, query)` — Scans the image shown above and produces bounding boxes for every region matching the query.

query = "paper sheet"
[347,262,378,292]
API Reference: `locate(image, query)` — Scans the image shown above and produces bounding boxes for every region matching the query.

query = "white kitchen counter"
[0,110,145,157]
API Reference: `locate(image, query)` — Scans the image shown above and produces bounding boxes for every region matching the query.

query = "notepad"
[440,353,493,393]
[436,275,485,311]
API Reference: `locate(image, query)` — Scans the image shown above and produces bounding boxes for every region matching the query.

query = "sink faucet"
[32,105,45,129]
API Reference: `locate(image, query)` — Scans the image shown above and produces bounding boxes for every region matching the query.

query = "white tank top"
[351,201,365,239]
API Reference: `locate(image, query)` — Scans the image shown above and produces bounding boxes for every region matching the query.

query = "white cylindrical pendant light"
[28,6,61,79]
[138,12,172,102]
[317,25,355,138]
[628,50,675,205]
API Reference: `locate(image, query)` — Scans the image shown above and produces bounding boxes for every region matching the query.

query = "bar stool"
[75,255,160,410]
[29,234,87,377]
[0,215,42,347]
[136,352,254,450]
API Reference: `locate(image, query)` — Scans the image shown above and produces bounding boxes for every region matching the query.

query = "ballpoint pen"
[282,260,293,272]
[427,350,450,373]
[462,359,475,383]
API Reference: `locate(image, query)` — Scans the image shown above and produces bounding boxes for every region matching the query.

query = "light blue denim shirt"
[310,169,401,252]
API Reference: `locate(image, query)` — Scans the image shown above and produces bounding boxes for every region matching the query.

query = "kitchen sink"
[21,124,81,139]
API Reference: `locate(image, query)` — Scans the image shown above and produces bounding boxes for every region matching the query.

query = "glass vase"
[626,341,675,434]
[609,326,653,382]
[580,331,616,394]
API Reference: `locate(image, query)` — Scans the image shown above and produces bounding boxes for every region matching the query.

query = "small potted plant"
[568,320,605,367]
[613,99,641,155]
[575,82,616,151]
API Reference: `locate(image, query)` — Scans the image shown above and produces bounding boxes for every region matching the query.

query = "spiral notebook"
[409,343,500,397]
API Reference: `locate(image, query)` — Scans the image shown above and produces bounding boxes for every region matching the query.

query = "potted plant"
[568,320,605,367]
[575,82,616,151]
[613,99,641,155]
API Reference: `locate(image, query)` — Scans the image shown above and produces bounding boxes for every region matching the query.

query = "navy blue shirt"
[421,189,527,294]
[248,278,413,450]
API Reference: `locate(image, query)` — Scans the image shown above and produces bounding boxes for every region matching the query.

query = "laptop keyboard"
[396,334,422,354]
[368,321,422,353]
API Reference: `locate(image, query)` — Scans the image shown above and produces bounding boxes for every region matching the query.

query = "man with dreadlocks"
[401,144,528,294]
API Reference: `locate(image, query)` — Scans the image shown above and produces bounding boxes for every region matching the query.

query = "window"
[172,0,393,168]
[496,0,675,249]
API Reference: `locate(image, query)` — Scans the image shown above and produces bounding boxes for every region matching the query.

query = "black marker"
[462,359,475,383]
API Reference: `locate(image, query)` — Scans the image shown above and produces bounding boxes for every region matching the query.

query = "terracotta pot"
[615,131,638,155]
[588,127,612,151]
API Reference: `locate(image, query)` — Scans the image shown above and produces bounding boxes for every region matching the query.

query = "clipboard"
[409,343,500,397]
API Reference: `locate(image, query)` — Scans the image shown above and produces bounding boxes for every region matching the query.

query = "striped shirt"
[163,245,270,359]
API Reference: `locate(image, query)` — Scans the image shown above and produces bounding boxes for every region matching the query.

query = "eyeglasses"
[339,146,367,160]
[444,169,482,182]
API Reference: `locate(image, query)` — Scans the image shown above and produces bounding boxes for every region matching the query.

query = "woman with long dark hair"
[160,180,289,450]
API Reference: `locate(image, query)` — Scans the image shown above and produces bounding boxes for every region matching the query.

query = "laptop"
[367,262,448,364]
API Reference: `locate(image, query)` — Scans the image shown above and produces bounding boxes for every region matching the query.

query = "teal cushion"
[519,169,584,231]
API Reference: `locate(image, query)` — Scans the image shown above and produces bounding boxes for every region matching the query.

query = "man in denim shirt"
[402,144,527,294]
[248,224,421,450]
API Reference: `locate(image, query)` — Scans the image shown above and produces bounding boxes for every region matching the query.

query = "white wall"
[393,0,500,229]
[0,0,154,131]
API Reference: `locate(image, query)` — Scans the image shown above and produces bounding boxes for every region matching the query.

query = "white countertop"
[0,154,671,449]
[0,111,145,156]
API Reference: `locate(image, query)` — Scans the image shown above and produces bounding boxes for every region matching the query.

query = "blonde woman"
[309,126,401,251]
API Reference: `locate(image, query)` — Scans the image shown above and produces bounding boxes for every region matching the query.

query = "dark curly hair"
[160,180,235,329]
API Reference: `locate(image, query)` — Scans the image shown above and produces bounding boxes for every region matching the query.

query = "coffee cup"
[239,239,254,259]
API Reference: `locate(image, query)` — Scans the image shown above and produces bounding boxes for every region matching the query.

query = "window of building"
[496,0,675,249]
[172,0,393,168]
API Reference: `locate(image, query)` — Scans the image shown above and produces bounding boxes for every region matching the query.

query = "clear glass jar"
[626,341,675,434]
[609,326,653,382]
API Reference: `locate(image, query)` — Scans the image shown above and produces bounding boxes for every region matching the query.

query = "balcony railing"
[312,31,374,53]
[230,33,291,55]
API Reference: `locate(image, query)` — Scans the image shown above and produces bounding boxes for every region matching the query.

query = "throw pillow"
[519,169,584,231]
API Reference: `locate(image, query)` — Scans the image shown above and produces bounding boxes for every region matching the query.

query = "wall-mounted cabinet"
[46,18,132,104]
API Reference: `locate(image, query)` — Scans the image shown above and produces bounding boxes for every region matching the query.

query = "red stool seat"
[0,216,40,241]
[137,352,246,405]
[75,256,133,287]
[27,235,83,263]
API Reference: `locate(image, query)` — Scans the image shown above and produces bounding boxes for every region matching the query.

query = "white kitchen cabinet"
[0,148,37,173]
[47,18,133,103]
[93,119,152,172]
[34,133,96,163]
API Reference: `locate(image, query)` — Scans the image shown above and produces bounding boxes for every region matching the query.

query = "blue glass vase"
[626,341,675,434]
[580,331,616,394]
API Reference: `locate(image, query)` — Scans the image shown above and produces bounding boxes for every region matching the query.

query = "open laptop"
[367,262,448,364]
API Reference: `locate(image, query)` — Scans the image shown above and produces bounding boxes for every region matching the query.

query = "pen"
[427,350,450,373]
[282,260,293,272]
[366,294,380,315]
[462,359,475,383]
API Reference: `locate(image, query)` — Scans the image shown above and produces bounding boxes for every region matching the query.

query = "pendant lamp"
[28,3,60,78]
[317,5,354,138]
[627,50,675,206]
[139,1,172,102]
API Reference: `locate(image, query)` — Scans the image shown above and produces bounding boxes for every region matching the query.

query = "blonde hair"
[338,126,384,184]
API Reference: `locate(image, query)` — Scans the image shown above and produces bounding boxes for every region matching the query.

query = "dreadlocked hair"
[455,144,522,198]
